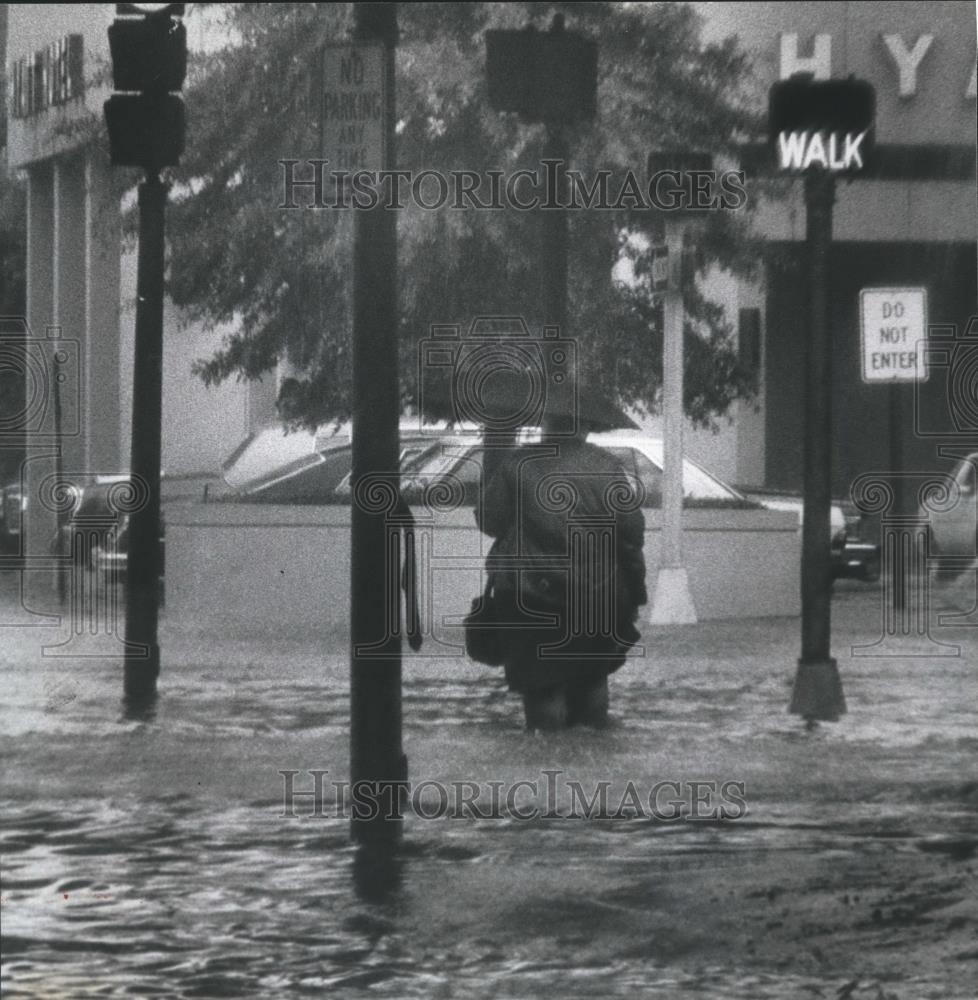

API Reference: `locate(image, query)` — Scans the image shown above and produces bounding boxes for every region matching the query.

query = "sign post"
[860,287,928,610]
[769,74,876,723]
[643,151,714,626]
[648,221,697,625]
[486,14,597,434]
[347,2,403,846]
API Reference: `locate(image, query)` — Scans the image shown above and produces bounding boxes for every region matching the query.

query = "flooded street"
[2,577,977,998]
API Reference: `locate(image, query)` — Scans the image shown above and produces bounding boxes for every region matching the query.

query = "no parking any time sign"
[320,44,386,173]
[859,287,928,383]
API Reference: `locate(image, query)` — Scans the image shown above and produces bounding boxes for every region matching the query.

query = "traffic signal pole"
[104,5,186,712]
[888,384,906,612]
[789,169,846,723]
[123,174,167,707]
[768,74,874,725]
[349,2,404,844]
[541,123,568,431]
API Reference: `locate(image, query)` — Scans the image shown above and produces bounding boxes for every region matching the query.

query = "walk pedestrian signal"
[104,4,186,168]
[769,76,875,173]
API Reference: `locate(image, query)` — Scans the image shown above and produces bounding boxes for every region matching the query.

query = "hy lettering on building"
[780,32,977,98]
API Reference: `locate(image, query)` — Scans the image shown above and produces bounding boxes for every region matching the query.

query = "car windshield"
[403,442,481,480]
[954,454,977,495]
[222,426,335,491]
[602,445,738,500]
[236,447,355,503]
[231,436,436,503]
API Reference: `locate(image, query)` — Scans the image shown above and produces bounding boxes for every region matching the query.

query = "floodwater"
[2,575,976,998]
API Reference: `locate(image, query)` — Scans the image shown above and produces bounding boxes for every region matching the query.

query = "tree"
[166,2,766,431]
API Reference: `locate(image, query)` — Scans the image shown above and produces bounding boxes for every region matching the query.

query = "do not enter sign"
[860,288,928,383]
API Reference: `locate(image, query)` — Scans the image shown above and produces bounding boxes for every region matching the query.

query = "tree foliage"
[167,2,766,431]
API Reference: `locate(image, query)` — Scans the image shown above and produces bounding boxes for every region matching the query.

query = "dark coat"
[475,437,647,693]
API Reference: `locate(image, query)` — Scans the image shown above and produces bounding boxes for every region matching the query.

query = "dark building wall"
[765,241,978,497]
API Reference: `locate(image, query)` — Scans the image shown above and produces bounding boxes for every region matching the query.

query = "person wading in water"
[475,415,647,730]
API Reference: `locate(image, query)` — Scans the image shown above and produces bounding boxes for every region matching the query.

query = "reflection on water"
[2,586,976,997]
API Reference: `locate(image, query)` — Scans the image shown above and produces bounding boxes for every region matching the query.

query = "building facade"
[3,4,273,596]
[696,0,977,495]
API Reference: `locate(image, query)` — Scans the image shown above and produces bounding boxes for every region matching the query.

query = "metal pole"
[888,383,905,610]
[52,346,66,603]
[790,169,845,722]
[661,224,684,571]
[541,123,568,427]
[123,173,166,708]
[350,1,404,844]
[648,222,697,624]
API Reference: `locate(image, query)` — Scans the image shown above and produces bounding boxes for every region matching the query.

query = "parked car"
[51,476,164,584]
[836,505,881,583]
[920,451,977,577]
[51,476,127,567]
[91,512,166,585]
[221,422,353,493]
[737,486,880,583]
[226,442,359,504]
[221,425,879,586]
[0,480,26,552]
[398,430,757,509]
[222,421,468,504]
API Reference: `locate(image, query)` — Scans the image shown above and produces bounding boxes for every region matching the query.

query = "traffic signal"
[104,4,187,169]
[769,76,875,137]
[768,75,876,173]
[486,22,597,123]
